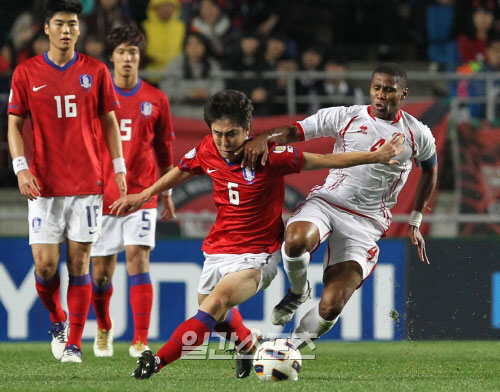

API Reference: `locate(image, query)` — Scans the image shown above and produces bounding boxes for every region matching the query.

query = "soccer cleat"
[132,350,160,379]
[93,319,114,357]
[272,281,312,325]
[49,319,68,360]
[236,327,262,379]
[61,344,82,363]
[129,341,150,358]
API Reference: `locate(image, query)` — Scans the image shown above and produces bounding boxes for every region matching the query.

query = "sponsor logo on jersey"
[242,166,255,183]
[32,217,42,233]
[79,74,92,89]
[184,148,196,159]
[141,101,152,117]
[290,207,302,217]
[357,125,368,134]
[273,146,286,153]
[287,145,294,153]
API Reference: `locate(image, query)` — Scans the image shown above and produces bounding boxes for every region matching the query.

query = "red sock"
[214,308,252,350]
[129,273,153,345]
[156,310,216,369]
[34,271,66,323]
[67,274,91,348]
[91,281,113,330]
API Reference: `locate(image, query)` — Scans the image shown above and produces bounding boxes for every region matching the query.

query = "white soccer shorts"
[197,250,281,295]
[286,196,384,279]
[28,195,103,244]
[91,208,157,256]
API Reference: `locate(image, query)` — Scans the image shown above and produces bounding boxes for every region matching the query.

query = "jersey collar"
[367,105,402,124]
[113,79,142,97]
[43,51,78,71]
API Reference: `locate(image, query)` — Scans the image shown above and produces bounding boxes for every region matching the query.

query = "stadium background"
[0,0,499,343]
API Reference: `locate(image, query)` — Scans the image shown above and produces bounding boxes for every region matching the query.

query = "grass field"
[1,341,499,391]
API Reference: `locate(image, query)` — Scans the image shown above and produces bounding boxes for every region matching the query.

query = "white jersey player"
[240,63,438,346]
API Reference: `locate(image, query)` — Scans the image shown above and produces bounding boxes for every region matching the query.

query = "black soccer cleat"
[235,328,262,378]
[132,350,160,380]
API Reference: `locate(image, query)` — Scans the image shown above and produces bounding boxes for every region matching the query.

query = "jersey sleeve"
[153,93,175,168]
[267,144,304,176]
[413,122,436,162]
[98,65,119,116]
[7,66,29,117]
[297,106,349,140]
[177,145,205,175]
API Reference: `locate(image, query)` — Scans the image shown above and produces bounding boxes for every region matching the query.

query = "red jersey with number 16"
[8,52,119,196]
[178,135,304,254]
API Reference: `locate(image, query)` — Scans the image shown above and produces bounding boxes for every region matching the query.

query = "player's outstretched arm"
[159,165,176,221]
[238,125,302,169]
[407,158,438,265]
[110,167,194,216]
[303,133,405,170]
[8,114,41,200]
[100,111,127,196]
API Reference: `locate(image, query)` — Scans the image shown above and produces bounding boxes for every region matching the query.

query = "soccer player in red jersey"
[110,89,403,379]
[90,25,176,359]
[7,0,126,363]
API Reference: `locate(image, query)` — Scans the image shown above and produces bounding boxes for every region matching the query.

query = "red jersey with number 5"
[101,80,175,214]
[178,135,304,254]
[7,52,119,196]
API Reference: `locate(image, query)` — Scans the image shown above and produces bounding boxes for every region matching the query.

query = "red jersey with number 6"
[101,80,175,214]
[7,52,119,196]
[178,135,304,254]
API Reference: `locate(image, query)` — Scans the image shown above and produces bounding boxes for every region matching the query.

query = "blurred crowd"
[1,0,500,119]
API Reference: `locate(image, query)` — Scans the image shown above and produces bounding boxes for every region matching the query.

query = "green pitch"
[0,341,499,391]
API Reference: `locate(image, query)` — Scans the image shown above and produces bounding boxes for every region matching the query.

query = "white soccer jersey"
[297,105,436,231]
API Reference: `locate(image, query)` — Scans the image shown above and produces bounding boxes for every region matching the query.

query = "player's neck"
[46,47,75,67]
[114,73,139,90]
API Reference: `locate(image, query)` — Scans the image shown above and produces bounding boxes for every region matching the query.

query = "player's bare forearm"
[7,114,26,158]
[303,133,405,170]
[239,125,301,169]
[412,165,438,212]
[100,111,124,159]
[110,168,194,215]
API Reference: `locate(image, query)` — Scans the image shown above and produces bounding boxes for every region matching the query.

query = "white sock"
[282,242,310,295]
[290,306,338,349]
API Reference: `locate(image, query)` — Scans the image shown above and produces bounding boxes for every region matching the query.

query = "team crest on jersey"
[141,101,152,117]
[242,166,255,183]
[357,125,368,134]
[184,148,196,159]
[273,146,286,154]
[32,217,42,233]
[79,74,92,89]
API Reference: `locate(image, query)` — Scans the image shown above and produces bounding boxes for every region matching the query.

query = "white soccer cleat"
[272,281,312,325]
[93,319,114,357]
[129,341,150,358]
[61,344,82,363]
[49,320,68,360]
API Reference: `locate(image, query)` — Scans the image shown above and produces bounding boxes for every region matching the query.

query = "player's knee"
[318,300,344,321]
[93,274,111,287]
[285,224,318,257]
[284,233,309,257]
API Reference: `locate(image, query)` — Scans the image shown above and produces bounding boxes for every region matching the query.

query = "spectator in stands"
[295,46,325,114]
[143,0,186,77]
[262,34,287,71]
[271,57,298,115]
[160,31,223,118]
[189,0,238,59]
[457,3,496,63]
[83,33,106,63]
[319,57,364,108]
[82,0,132,49]
[224,32,272,116]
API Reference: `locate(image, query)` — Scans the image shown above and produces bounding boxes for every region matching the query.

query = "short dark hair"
[44,0,83,23]
[372,63,408,88]
[106,25,146,57]
[204,90,253,129]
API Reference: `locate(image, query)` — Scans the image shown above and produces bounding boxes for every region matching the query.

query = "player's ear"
[401,88,408,101]
[44,23,49,36]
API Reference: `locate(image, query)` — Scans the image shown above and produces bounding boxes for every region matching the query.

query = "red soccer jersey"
[7,52,119,196]
[101,79,175,214]
[178,136,304,254]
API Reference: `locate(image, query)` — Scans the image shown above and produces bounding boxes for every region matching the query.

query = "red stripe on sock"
[130,283,152,345]
[214,308,251,350]
[91,285,113,330]
[156,317,211,368]
[35,274,66,323]
[67,282,91,347]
